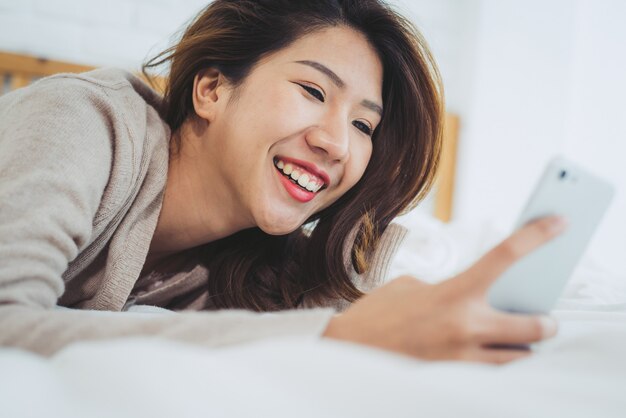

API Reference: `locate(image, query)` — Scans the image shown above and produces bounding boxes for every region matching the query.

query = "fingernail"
[548,216,568,233]
[540,316,558,338]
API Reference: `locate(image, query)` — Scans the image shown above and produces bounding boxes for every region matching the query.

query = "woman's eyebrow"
[293,60,383,116]
[361,100,383,117]
[295,60,345,88]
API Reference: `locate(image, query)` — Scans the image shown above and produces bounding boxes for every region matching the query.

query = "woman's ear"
[192,68,228,122]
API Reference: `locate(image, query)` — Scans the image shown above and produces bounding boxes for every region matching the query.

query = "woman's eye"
[299,84,325,102]
[352,120,373,136]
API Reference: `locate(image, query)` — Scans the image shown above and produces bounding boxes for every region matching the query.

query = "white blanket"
[1,310,625,418]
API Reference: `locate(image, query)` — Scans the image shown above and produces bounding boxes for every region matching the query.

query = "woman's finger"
[474,311,558,345]
[459,345,532,365]
[463,215,568,291]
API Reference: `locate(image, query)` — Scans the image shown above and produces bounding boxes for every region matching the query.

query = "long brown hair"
[143,0,443,311]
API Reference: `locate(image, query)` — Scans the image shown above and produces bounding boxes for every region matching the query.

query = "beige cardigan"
[0,69,407,356]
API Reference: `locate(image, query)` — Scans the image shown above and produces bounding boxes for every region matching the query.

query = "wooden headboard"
[436,113,459,222]
[0,51,459,222]
[0,51,95,92]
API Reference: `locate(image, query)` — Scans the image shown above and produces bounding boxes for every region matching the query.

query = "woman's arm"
[0,77,113,309]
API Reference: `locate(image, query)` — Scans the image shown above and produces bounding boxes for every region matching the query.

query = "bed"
[1,51,625,417]
[1,212,625,417]
[1,312,625,418]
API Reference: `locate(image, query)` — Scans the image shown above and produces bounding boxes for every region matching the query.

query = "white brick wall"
[0,0,462,85]
[0,0,210,69]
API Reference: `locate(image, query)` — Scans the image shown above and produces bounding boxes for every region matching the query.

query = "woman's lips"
[275,156,331,188]
[275,165,317,203]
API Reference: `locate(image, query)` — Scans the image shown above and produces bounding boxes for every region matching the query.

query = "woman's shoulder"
[0,68,169,163]
[15,68,165,118]
[36,67,134,90]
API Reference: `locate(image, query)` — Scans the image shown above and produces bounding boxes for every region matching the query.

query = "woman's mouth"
[273,157,328,202]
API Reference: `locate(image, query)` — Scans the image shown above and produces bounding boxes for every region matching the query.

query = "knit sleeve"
[0,77,114,309]
[0,77,335,356]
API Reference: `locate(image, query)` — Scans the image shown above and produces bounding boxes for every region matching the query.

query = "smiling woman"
[0,0,560,364]
[140,0,443,311]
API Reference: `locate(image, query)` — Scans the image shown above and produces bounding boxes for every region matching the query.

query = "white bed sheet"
[1,309,625,418]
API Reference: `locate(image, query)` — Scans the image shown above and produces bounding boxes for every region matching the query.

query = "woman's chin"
[256,216,305,236]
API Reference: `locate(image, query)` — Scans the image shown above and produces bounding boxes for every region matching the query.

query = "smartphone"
[487,156,615,314]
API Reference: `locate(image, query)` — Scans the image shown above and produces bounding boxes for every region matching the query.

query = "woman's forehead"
[256,26,383,96]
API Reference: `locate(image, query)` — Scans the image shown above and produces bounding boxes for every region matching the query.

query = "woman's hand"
[322,215,568,364]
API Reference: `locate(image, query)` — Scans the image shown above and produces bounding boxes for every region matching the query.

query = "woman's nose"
[304,125,350,163]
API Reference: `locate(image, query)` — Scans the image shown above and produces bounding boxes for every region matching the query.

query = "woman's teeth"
[275,159,325,193]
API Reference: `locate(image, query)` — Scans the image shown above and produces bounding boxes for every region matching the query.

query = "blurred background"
[0,0,624,273]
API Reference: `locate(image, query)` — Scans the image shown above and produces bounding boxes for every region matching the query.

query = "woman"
[0,0,563,363]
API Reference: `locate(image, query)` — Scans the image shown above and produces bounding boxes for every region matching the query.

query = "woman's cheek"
[269,87,315,133]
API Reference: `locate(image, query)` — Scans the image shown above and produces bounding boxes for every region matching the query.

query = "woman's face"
[199,26,383,235]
